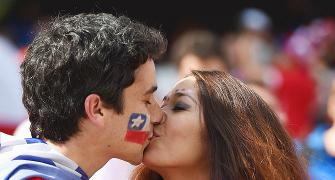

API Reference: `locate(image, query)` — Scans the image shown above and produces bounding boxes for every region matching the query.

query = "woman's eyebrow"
[174,91,197,104]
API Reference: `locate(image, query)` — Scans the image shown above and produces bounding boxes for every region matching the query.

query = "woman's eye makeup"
[172,102,190,111]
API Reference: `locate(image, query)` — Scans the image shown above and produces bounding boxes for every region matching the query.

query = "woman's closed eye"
[172,102,190,111]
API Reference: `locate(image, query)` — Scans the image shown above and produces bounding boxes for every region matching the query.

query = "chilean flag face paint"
[125,113,150,145]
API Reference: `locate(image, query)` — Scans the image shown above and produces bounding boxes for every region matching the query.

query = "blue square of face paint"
[127,113,147,130]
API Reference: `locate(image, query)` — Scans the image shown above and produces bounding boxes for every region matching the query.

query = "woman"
[132,71,306,180]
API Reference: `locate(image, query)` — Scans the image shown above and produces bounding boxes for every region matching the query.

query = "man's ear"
[84,94,105,127]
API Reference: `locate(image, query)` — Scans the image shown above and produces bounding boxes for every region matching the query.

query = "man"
[0,13,167,179]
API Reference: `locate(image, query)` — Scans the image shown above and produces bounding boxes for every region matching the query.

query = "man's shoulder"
[0,156,82,180]
[0,133,88,179]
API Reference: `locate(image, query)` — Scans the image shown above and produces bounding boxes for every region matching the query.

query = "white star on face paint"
[131,115,145,128]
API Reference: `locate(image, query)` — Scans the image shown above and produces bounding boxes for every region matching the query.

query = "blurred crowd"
[1,5,335,179]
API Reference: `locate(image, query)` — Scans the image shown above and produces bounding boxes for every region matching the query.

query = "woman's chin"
[142,152,154,166]
[143,138,166,168]
[142,150,160,168]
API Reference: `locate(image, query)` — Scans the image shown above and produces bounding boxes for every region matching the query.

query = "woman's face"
[143,76,208,169]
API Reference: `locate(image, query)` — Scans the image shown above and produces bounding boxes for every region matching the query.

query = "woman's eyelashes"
[172,102,190,111]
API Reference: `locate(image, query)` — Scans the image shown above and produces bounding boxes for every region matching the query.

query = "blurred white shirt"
[0,35,27,124]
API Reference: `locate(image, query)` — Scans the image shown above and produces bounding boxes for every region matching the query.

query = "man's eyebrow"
[144,85,158,95]
[174,92,197,104]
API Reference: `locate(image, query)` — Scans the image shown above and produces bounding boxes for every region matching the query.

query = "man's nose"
[150,100,163,125]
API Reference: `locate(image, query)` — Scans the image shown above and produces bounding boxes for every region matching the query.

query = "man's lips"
[153,130,160,138]
[147,131,154,140]
[148,130,160,140]
[148,112,165,141]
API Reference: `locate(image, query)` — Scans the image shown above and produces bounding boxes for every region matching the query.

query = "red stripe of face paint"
[27,177,45,180]
[125,131,149,145]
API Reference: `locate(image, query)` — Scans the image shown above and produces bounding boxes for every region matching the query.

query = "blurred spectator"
[224,7,276,83]
[272,50,316,140]
[306,79,335,180]
[0,34,27,134]
[221,8,315,139]
[307,19,335,126]
[170,29,227,78]
[276,18,335,140]
[156,29,227,100]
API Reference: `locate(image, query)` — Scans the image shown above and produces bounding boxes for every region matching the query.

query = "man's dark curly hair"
[21,13,167,143]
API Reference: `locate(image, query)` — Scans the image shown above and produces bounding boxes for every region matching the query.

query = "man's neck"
[47,136,110,177]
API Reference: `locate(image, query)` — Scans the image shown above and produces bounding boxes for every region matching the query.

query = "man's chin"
[128,155,143,165]
[118,141,148,165]
[128,150,144,165]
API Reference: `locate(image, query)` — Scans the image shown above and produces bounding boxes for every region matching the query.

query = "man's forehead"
[132,60,157,95]
[134,58,155,75]
[130,77,156,95]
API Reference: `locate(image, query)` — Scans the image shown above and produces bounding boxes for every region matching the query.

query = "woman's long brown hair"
[132,70,307,180]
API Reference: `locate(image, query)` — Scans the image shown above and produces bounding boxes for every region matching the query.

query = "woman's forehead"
[164,76,198,101]
[173,76,197,90]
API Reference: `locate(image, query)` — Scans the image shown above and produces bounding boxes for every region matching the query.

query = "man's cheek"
[124,113,150,145]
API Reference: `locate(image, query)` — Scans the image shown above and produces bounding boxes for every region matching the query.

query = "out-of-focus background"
[1,0,335,179]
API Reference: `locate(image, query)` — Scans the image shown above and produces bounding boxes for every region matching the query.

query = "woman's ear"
[84,94,105,127]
